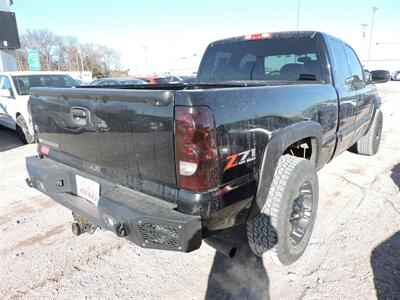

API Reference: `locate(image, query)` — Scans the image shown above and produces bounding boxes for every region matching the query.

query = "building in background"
[0,0,19,72]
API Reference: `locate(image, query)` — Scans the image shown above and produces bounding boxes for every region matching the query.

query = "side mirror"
[370,70,390,84]
[345,76,355,87]
[345,75,365,89]
[0,88,11,98]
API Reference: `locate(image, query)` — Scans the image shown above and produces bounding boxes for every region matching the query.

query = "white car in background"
[0,71,78,143]
[393,71,400,81]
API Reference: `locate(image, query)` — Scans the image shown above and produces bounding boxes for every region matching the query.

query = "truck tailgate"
[29,87,176,187]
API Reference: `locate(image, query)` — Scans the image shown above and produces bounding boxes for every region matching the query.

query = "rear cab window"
[198,37,325,83]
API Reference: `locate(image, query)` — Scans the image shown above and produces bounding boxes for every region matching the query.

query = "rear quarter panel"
[176,84,339,187]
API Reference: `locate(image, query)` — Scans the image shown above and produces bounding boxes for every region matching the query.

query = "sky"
[10,0,400,74]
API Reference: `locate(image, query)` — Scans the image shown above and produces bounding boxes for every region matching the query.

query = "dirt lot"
[1,82,399,300]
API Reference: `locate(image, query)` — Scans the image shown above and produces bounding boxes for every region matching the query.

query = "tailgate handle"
[71,108,88,126]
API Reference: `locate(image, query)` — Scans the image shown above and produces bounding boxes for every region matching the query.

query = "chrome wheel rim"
[289,181,313,246]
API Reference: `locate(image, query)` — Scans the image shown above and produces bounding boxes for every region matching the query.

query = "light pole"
[367,6,378,60]
[296,0,301,31]
[361,23,368,38]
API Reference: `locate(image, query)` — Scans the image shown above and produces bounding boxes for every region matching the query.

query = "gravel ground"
[0,82,399,300]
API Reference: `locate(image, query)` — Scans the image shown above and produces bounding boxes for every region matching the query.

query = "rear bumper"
[25,156,202,252]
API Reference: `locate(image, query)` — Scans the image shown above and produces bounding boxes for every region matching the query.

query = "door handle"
[71,108,88,126]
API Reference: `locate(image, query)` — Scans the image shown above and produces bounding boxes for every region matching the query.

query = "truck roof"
[211,31,321,45]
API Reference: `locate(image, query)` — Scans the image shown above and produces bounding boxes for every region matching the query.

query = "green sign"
[27,50,41,71]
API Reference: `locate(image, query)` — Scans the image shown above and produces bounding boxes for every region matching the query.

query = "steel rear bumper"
[25,156,202,252]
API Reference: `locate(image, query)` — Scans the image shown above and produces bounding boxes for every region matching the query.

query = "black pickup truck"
[26,31,387,265]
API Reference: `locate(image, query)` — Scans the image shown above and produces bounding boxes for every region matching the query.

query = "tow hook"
[71,212,97,236]
[114,223,127,237]
[25,178,35,188]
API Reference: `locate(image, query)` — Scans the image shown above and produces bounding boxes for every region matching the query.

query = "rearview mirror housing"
[370,70,390,84]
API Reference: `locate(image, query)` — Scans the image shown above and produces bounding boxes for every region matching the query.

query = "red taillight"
[38,144,49,156]
[175,106,219,192]
[244,32,272,40]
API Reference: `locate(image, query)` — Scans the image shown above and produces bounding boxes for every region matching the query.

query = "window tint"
[329,39,352,86]
[155,78,169,84]
[0,76,14,97]
[12,75,77,95]
[344,45,364,83]
[102,80,118,86]
[198,37,324,82]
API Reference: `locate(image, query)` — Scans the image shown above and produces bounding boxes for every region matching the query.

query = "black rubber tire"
[247,155,319,265]
[353,109,383,156]
[16,115,35,144]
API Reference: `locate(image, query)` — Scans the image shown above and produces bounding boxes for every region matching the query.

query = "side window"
[1,76,14,97]
[329,39,352,86]
[344,45,364,83]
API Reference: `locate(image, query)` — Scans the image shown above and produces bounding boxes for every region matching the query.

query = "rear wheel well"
[283,137,317,165]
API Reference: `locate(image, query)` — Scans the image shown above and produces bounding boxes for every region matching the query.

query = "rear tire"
[352,109,383,156]
[16,115,35,144]
[247,155,318,265]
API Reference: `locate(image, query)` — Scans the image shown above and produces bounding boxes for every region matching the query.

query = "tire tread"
[247,155,305,264]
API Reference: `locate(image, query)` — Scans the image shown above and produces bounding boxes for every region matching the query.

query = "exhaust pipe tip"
[204,236,237,258]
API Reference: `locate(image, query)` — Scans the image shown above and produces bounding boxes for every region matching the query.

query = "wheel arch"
[248,121,323,220]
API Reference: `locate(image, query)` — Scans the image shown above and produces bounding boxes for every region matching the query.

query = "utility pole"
[296,0,301,31]
[367,6,378,60]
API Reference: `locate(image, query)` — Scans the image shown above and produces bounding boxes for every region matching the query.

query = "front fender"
[248,121,323,219]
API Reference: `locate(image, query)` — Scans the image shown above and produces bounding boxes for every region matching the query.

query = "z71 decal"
[224,148,256,171]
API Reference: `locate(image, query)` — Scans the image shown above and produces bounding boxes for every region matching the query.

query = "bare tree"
[15,48,27,71]
[17,29,122,76]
